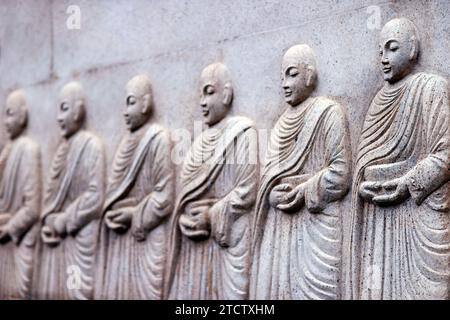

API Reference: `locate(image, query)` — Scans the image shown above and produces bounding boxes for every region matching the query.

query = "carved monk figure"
[345,18,450,300]
[165,63,258,299]
[34,82,105,299]
[95,75,174,299]
[0,90,41,299]
[250,44,351,300]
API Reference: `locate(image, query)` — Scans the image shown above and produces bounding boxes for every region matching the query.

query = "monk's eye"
[60,102,69,112]
[288,68,299,77]
[389,43,399,51]
[205,86,215,95]
[6,108,13,116]
[127,96,136,106]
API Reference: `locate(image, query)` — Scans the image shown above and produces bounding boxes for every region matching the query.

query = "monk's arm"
[303,105,351,212]
[209,127,259,246]
[133,130,174,235]
[66,138,106,233]
[405,77,449,205]
[6,143,41,243]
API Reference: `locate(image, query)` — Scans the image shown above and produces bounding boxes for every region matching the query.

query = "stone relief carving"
[250,44,352,300]
[0,10,448,301]
[165,63,258,299]
[344,18,450,300]
[0,90,41,300]
[95,75,174,299]
[33,82,106,300]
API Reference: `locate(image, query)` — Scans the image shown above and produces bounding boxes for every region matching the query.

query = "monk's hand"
[105,208,133,233]
[179,206,211,241]
[372,177,410,206]
[41,223,62,247]
[269,183,293,208]
[277,183,306,213]
[359,181,382,202]
[53,213,68,238]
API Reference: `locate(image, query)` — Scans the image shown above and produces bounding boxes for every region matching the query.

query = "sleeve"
[406,76,450,207]
[209,126,259,247]
[133,130,174,236]
[66,137,106,232]
[7,142,41,243]
[303,104,352,213]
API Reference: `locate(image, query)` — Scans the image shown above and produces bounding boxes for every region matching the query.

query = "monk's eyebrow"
[384,39,399,46]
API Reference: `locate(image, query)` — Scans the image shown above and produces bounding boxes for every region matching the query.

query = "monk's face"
[199,71,230,126]
[57,94,82,138]
[4,98,26,139]
[124,90,150,132]
[281,56,310,106]
[379,22,416,83]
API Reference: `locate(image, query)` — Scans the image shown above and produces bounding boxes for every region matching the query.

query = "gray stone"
[0,0,448,300]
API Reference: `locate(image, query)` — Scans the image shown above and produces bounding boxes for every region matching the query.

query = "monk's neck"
[286,96,315,114]
[9,130,25,142]
[129,122,150,137]
[384,72,417,90]
[205,116,229,132]
[64,129,82,143]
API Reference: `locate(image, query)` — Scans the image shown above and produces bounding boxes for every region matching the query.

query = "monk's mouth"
[284,91,292,97]
[202,110,209,117]
[383,67,392,73]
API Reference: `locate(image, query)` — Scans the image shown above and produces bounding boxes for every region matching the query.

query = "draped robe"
[166,116,258,299]
[0,137,40,299]
[33,130,105,300]
[251,97,351,300]
[95,123,173,299]
[345,72,450,300]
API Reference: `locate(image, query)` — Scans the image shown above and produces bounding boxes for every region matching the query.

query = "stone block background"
[0,0,449,293]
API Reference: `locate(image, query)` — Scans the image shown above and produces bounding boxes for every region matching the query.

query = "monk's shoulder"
[416,72,448,90]
[17,136,40,157]
[148,123,170,144]
[227,115,256,130]
[314,96,346,117]
[80,130,105,154]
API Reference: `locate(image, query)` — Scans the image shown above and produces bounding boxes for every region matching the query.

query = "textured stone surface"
[0,0,448,300]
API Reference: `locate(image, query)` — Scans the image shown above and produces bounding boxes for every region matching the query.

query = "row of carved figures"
[0,18,448,300]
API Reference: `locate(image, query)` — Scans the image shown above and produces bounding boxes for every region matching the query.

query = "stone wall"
[0,0,449,299]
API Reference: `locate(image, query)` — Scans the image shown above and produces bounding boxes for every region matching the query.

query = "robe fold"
[250,97,351,300]
[344,72,450,300]
[33,130,105,300]
[166,116,258,300]
[95,123,174,299]
[0,137,41,299]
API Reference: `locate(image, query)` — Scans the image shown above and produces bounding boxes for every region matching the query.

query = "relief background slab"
[0,0,449,298]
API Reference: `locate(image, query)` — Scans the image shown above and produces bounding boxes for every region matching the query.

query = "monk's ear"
[306,66,316,88]
[222,83,233,106]
[142,94,152,114]
[73,100,84,122]
[409,35,418,60]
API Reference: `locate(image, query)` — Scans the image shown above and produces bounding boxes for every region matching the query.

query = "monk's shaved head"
[60,81,85,103]
[379,18,420,83]
[201,63,233,89]
[126,74,153,98]
[57,81,86,138]
[199,63,234,126]
[281,44,317,106]
[6,89,28,115]
[282,44,317,76]
[380,18,420,58]
[124,74,153,131]
[5,89,28,139]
